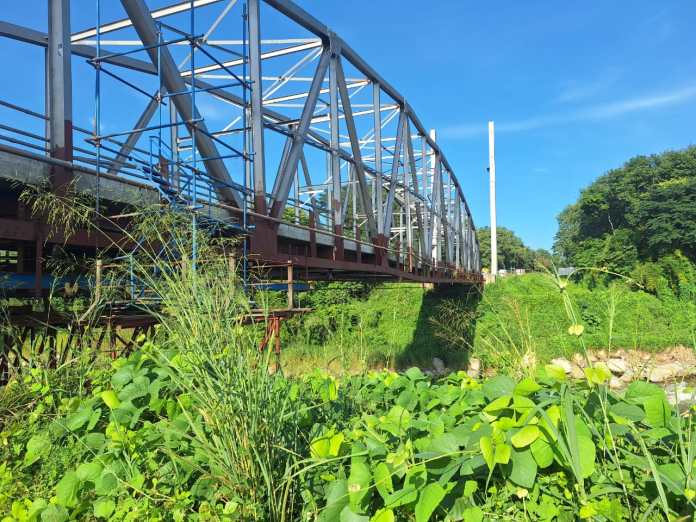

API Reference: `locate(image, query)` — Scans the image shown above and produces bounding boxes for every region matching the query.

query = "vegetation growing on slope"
[282,271,696,375]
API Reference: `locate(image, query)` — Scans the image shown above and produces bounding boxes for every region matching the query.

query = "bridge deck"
[0,145,482,290]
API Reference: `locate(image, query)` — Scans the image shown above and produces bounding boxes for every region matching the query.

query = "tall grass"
[130,224,306,521]
[14,186,309,520]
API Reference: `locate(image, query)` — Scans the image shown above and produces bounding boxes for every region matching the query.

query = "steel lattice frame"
[0,0,481,286]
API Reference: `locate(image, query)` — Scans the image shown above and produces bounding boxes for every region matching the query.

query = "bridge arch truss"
[0,0,481,287]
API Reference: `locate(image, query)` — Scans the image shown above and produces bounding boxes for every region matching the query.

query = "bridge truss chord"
[0,0,482,295]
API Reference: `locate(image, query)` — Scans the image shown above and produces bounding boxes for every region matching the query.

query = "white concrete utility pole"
[488,121,498,282]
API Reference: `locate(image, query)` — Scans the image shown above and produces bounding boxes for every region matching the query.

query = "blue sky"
[299,0,696,250]
[3,1,696,250]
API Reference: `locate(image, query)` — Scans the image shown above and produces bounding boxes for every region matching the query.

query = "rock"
[649,362,682,383]
[467,358,481,379]
[550,357,573,374]
[666,383,696,410]
[609,376,624,390]
[571,353,586,367]
[571,365,585,380]
[596,349,608,360]
[620,370,635,383]
[432,357,445,373]
[677,364,696,378]
[606,358,628,375]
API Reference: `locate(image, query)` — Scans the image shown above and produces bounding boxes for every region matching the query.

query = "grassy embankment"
[281,272,696,374]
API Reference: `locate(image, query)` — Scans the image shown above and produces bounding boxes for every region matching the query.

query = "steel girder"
[0,0,481,278]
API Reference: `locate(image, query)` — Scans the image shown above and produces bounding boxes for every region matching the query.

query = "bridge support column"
[374,234,388,267]
[249,220,278,257]
[248,0,267,215]
[47,0,73,193]
[329,49,344,261]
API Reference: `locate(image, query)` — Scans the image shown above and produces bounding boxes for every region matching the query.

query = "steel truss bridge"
[0,0,482,296]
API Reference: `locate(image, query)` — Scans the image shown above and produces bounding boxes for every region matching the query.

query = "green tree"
[477,226,540,271]
[554,146,696,272]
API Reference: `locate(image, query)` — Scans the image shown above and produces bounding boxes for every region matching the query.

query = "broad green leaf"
[415,483,446,522]
[625,381,664,402]
[405,367,425,381]
[539,405,561,442]
[530,438,554,468]
[26,498,47,520]
[609,402,645,423]
[94,472,118,497]
[370,508,395,522]
[506,448,537,489]
[578,436,595,479]
[514,377,541,397]
[480,436,494,470]
[494,443,512,465]
[65,406,93,432]
[384,486,418,509]
[427,433,459,456]
[348,454,372,513]
[86,408,102,431]
[644,396,671,428]
[23,433,51,467]
[118,375,150,402]
[461,507,484,522]
[544,364,566,382]
[330,433,345,457]
[463,480,478,497]
[483,395,511,416]
[83,432,106,450]
[584,365,611,385]
[55,471,80,508]
[657,463,686,495]
[110,366,133,390]
[40,504,69,522]
[512,395,536,415]
[93,498,115,519]
[340,505,369,522]
[374,463,394,501]
[381,405,411,437]
[100,390,120,410]
[76,461,103,482]
[482,375,515,401]
[384,465,425,508]
[447,500,483,522]
[511,425,540,448]
[318,479,348,522]
[396,388,418,410]
[311,431,344,459]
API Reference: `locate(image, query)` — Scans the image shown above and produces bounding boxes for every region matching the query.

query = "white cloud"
[554,68,622,104]
[441,84,696,140]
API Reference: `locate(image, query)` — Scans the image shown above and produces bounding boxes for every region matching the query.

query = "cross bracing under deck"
[0,0,482,293]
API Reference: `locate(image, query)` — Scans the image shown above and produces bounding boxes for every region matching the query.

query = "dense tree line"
[477,226,553,271]
[553,146,696,297]
[554,146,696,267]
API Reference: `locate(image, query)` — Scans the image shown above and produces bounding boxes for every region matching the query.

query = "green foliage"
[469,273,696,369]
[477,226,554,271]
[284,284,480,372]
[301,367,696,520]
[554,146,696,271]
